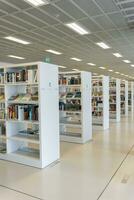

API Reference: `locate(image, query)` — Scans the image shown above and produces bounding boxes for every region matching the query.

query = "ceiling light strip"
[66,23,89,35]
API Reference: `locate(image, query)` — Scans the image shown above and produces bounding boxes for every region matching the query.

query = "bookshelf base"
[60,135,87,144]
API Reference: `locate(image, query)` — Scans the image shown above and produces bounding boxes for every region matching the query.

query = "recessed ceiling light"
[113,53,123,58]
[121,73,124,75]
[131,64,134,67]
[46,49,62,55]
[5,36,30,45]
[71,57,82,61]
[24,0,48,6]
[66,22,89,35]
[99,67,106,69]
[96,42,111,49]
[59,66,67,69]
[115,71,119,74]
[87,63,96,66]
[108,69,113,72]
[93,73,98,75]
[123,60,131,63]
[8,55,25,60]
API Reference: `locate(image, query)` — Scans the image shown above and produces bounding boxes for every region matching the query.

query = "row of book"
[92,81,102,86]
[59,75,81,85]
[5,69,38,83]
[59,100,81,111]
[8,104,39,121]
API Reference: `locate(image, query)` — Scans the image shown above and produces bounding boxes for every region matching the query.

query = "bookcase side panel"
[131,82,134,113]
[116,79,121,122]
[81,72,92,142]
[39,63,59,168]
[103,76,109,130]
[125,81,128,116]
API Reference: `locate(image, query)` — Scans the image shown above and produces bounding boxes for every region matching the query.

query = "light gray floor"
[0,116,134,200]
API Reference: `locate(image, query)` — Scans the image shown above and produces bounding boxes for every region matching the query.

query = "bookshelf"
[59,71,92,143]
[109,78,120,122]
[128,82,134,113]
[0,62,59,168]
[120,80,128,117]
[92,75,109,130]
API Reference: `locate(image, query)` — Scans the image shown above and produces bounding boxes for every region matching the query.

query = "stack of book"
[8,104,38,121]
[8,92,38,102]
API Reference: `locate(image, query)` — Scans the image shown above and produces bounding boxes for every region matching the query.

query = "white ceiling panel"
[0,0,133,79]
[55,0,87,19]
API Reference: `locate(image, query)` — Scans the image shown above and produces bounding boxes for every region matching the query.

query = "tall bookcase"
[128,81,134,113]
[109,78,120,122]
[59,71,92,143]
[120,80,128,117]
[0,62,59,168]
[92,75,109,130]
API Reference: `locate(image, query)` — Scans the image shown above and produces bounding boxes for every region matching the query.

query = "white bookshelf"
[0,62,59,168]
[92,75,109,130]
[109,78,120,122]
[59,71,92,144]
[120,80,128,117]
[128,81,134,113]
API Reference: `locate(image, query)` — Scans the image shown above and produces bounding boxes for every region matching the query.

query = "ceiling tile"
[3,15,35,30]
[14,12,47,27]
[94,15,116,29]
[0,1,18,13]
[79,17,103,32]
[108,12,127,28]
[27,8,59,25]
[72,0,103,16]
[39,4,73,23]
[95,0,120,13]
[5,0,32,9]
[55,0,87,19]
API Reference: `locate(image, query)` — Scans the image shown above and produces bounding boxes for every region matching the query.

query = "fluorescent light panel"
[72,68,80,71]
[59,66,67,69]
[123,60,131,63]
[66,22,89,35]
[5,36,30,45]
[96,42,110,49]
[131,64,134,67]
[46,49,62,55]
[87,63,96,66]
[71,57,82,61]
[113,53,122,58]
[108,69,113,72]
[24,0,47,6]
[8,55,25,60]
[99,67,106,69]
[115,71,119,74]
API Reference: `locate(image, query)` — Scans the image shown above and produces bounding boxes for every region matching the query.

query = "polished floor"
[0,115,134,200]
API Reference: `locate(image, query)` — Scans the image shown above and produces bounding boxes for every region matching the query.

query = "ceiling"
[0,0,134,80]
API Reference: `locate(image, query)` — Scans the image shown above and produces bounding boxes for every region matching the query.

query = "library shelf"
[120,80,128,117]
[92,75,109,130]
[0,62,59,168]
[59,71,92,143]
[109,78,120,122]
